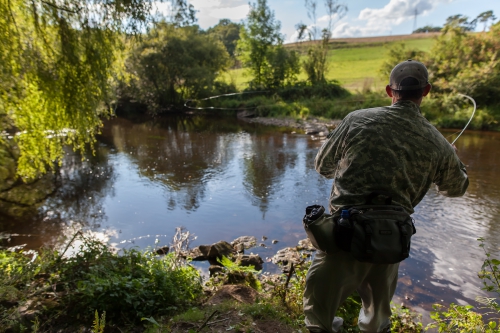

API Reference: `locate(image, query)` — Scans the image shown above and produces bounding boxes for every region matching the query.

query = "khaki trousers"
[303,250,399,333]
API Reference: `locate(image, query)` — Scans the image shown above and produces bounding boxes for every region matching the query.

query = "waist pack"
[336,193,416,264]
[304,193,416,264]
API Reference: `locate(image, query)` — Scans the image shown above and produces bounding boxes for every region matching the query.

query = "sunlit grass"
[223,36,436,92]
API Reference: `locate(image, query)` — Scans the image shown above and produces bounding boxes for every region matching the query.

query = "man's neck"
[392,97,423,106]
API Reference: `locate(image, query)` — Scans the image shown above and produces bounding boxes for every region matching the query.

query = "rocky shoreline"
[167,235,316,278]
[237,111,341,136]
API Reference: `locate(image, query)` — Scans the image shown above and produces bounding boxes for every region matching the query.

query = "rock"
[190,240,235,261]
[271,248,301,266]
[304,126,318,135]
[235,254,264,271]
[206,285,259,305]
[155,246,169,255]
[259,274,284,293]
[233,243,245,253]
[209,265,224,277]
[237,110,256,118]
[297,238,316,251]
[271,239,278,244]
[262,235,268,241]
[231,236,257,251]
[259,243,266,247]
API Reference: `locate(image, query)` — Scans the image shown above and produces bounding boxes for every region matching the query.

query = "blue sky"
[185,0,500,42]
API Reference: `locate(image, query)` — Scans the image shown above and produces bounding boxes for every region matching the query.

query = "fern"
[92,310,106,333]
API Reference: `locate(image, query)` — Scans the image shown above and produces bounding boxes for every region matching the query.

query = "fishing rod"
[450,93,477,145]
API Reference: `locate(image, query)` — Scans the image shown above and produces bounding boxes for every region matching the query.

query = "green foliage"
[476,11,497,31]
[426,303,496,332]
[413,26,442,33]
[237,0,300,89]
[303,40,330,84]
[445,14,477,31]
[425,239,500,332]
[92,310,106,333]
[378,23,500,130]
[478,238,500,299]
[207,19,242,59]
[126,23,231,112]
[378,43,427,80]
[0,0,180,179]
[216,255,261,290]
[390,303,423,333]
[0,233,203,331]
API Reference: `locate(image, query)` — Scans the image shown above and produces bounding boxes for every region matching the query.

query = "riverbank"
[4,231,496,332]
[238,112,341,135]
[2,221,499,332]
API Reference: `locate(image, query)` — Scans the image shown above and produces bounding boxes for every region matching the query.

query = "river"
[1,114,499,318]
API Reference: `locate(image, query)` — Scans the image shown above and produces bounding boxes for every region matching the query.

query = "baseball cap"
[389,60,429,91]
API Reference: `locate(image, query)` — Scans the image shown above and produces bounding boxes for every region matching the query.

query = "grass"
[223,36,436,92]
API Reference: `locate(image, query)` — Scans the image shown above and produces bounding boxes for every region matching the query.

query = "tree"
[0,0,195,180]
[237,0,299,89]
[425,22,500,105]
[379,44,427,79]
[476,10,497,31]
[207,19,242,58]
[413,25,442,33]
[304,0,319,40]
[301,0,347,84]
[127,23,230,111]
[324,0,347,37]
[445,14,476,31]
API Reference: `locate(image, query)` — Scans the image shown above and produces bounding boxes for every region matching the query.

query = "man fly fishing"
[304,60,469,333]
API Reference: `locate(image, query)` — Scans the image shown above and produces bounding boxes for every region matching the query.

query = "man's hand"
[451,143,458,153]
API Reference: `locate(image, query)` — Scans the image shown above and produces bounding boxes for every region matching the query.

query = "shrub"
[0,233,203,331]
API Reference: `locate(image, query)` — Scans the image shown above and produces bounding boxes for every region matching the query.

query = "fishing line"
[184,90,269,111]
[450,93,477,145]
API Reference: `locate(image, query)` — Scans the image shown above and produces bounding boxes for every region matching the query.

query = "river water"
[2,114,500,318]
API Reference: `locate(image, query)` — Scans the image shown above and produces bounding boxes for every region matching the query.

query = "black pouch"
[335,192,416,264]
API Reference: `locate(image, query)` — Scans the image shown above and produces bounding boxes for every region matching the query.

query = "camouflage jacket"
[315,100,469,214]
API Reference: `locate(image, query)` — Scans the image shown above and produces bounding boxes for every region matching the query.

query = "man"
[303,60,469,333]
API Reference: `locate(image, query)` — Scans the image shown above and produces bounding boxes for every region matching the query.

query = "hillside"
[226,33,438,92]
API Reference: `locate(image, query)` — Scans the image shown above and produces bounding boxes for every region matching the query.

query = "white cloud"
[327,0,456,38]
[210,4,250,20]
[190,0,249,28]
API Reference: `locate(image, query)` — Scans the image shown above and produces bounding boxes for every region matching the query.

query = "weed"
[92,310,105,333]
[390,303,423,333]
[425,238,500,332]
[0,232,203,332]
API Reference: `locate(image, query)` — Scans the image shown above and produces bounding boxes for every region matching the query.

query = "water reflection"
[0,145,116,249]
[1,116,500,319]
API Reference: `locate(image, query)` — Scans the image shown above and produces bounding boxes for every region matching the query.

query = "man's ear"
[385,85,393,97]
[422,83,432,96]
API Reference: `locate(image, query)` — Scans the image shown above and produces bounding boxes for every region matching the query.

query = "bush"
[0,233,203,331]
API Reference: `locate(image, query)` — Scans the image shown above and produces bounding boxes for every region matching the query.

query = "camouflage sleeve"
[434,151,469,197]
[314,117,350,178]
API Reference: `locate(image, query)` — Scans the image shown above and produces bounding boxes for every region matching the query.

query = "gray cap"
[389,60,429,91]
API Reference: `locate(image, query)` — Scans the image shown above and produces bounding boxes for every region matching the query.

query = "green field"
[225,36,436,92]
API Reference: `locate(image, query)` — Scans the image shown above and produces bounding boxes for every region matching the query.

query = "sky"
[183,0,500,43]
